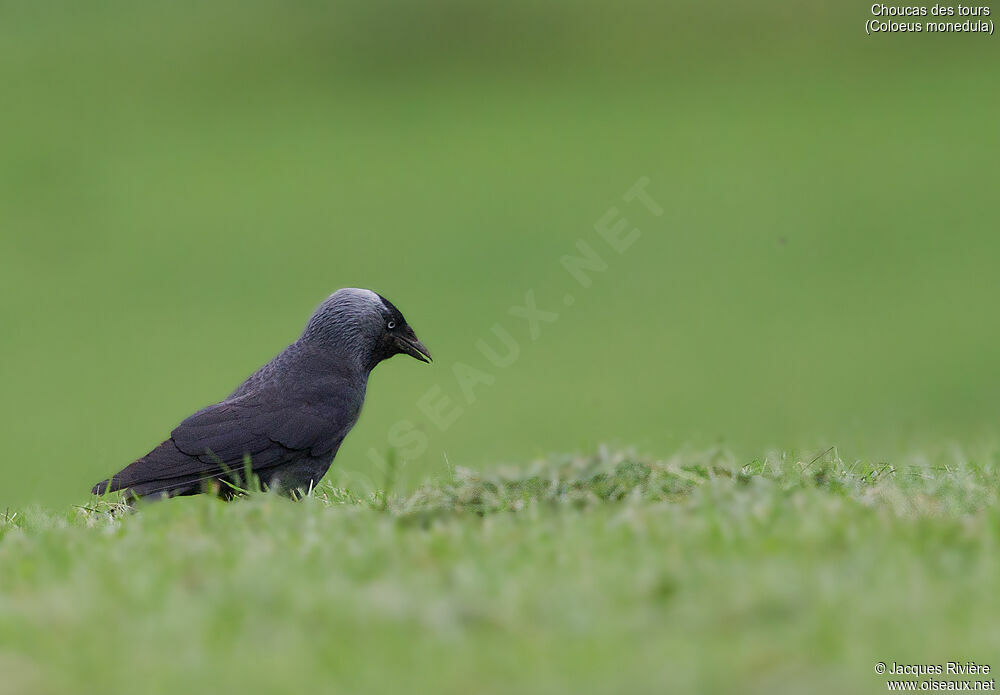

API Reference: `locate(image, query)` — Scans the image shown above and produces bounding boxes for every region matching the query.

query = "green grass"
[3,444,999,694]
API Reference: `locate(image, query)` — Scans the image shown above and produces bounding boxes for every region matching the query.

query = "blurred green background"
[1,1,997,506]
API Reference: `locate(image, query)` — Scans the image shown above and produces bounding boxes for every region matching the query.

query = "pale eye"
[387,321,396,330]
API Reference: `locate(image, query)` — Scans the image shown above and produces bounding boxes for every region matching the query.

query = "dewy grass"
[264,444,998,519]
[1,445,999,695]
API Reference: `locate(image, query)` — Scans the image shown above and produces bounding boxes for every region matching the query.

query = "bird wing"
[171,394,332,465]
[96,389,353,496]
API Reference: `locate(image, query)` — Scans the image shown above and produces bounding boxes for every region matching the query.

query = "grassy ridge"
[2,446,998,694]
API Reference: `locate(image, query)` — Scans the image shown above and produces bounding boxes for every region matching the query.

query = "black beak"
[396,335,432,363]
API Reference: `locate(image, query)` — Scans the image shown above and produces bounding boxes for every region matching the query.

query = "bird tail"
[91,477,115,495]
[91,440,203,499]
[91,473,200,500]
[92,474,145,498]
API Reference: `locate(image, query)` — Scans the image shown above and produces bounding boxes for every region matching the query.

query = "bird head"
[301,288,432,371]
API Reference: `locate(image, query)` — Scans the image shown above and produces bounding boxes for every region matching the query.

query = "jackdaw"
[92,288,431,500]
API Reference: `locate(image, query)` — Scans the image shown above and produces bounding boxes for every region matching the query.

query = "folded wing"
[93,391,345,498]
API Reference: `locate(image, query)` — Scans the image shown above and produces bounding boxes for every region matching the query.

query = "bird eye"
[387,321,396,330]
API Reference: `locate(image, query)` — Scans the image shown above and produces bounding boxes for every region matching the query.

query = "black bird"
[92,288,431,500]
